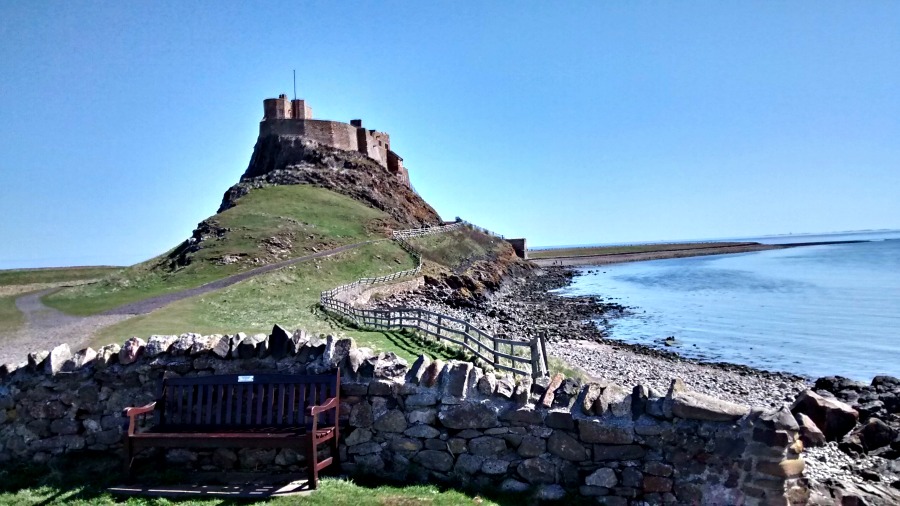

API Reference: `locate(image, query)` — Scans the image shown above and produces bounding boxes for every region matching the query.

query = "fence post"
[530,338,546,379]
[540,331,549,376]
[493,338,500,369]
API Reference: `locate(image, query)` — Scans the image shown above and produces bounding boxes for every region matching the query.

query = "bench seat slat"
[255,384,264,425]
[225,385,235,424]
[288,384,297,425]
[235,385,244,425]
[204,384,213,425]
[187,385,195,425]
[297,384,316,424]
[276,384,285,425]
[141,426,314,435]
[266,384,274,425]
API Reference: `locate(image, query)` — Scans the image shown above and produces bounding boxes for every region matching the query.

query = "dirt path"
[0,240,377,365]
[102,240,378,315]
[0,289,130,365]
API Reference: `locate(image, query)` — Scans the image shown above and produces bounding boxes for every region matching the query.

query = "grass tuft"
[0,294,26,334]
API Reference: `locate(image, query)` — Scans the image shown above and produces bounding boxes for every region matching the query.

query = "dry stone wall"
[0,330,805,504]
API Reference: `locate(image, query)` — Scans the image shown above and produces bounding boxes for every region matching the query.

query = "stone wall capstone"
[0,328,806,504]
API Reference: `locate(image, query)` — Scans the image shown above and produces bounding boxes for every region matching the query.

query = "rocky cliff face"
[219,135,442,229]
[425,244,532,307]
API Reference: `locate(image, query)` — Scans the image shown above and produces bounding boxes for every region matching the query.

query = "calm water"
[558,232,900,381]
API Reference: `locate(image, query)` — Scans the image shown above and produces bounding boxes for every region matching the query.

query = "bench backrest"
[156,373,340,430]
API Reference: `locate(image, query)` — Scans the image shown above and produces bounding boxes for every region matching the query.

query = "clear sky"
[1,1,898,268]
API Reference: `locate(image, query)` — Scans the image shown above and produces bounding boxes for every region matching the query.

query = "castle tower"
[263,94,292,120]
[291,99,312,119]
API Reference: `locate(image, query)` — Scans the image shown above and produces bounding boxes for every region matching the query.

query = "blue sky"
[1,1,898,268]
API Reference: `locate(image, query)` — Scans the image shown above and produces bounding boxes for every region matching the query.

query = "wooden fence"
[458,219,506,240]
[321,297,547,378]
[320,225,549,378]
[391,221,464,240]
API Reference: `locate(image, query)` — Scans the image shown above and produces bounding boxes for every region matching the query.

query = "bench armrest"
[124,402,157,417]
[306,396,338,417]
[123,402,157,435]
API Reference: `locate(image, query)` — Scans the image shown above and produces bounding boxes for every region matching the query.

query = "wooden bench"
[123,372,340,489]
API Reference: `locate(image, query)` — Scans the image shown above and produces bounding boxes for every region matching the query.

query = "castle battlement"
[260,95,409,187]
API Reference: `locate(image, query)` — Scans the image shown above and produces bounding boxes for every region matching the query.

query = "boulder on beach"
[795,412,826,447]
[791,389,858,442]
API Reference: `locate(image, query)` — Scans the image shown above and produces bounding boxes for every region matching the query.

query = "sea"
[555,230,900,382]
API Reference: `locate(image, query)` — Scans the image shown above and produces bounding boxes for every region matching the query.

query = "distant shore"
[528,240,869,267]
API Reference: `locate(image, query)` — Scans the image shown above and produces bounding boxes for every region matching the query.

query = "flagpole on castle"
[293,70,297,100]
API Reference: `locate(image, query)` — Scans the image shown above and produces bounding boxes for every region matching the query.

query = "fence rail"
[458,219,506,240]
[321,298,547,378]
[320,225,548,378]
[391,221,464,239]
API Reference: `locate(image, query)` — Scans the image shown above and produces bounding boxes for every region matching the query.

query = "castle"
[260,95,410,186]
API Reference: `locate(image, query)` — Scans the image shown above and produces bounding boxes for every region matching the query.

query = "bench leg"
[331,433,340,470]
[123,440,133,481]
[306,442,319,490]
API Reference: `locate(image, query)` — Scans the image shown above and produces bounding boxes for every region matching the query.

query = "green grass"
[548,356,593,384]
[0,266,123,287]
[0,479,503,506]
[527,242,754,259]
[0,294,26,334]
[405,228,508,270]
[44,186,397,316]
[90,242,444,363]
[0,455,552,506]
[0,461,505,506]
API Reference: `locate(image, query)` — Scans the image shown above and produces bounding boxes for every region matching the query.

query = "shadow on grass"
[314,305,466,362]
[0,452,598,506]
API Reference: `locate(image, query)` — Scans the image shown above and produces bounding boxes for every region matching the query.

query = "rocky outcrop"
[791,390,859,441]
[166,219,229,268]
[801,376,900,505]
[0,328,803,505]
[220,136,441,229]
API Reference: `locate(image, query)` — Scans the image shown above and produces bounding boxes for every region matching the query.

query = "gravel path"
[0,289,130,365]
[0,240,378,365]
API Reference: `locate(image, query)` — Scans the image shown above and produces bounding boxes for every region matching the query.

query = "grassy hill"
[406,227,510,271]
[43,186,398,316]
[2,183,524,366]
[404,227,527,299]
[89,240,437,361]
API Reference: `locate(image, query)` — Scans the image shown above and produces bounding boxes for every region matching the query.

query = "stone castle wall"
[259,119,390,168]
[259,119,359,153]
[0,331,806,504]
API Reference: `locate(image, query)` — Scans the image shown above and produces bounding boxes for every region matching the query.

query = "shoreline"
[374,266,811,409]
[529,239,869,267]
[372,264,900,499]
